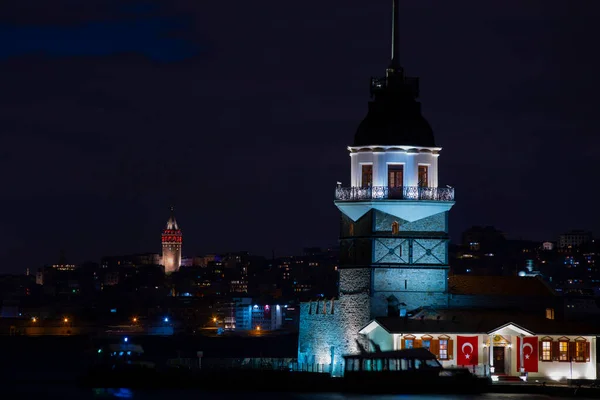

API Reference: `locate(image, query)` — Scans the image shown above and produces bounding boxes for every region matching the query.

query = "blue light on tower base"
[124,337,128,343]
[164,317,169,323]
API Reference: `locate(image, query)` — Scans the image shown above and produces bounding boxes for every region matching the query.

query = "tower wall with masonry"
[162,235,182,274]
[297,268,370,374]
[161,211,182,275]
[298,209,449,370]
[368,209,450,314]
[339,209,450,312]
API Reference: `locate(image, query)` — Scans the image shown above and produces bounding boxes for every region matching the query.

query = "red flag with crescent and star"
[517,336,538,372]
[457,336,478,366]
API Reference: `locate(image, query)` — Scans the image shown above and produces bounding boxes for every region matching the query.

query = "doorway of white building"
[493,346,505,374]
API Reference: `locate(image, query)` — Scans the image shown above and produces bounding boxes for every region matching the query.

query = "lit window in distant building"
[422,340,431,350]
[469,242,480,251]
[349,223,354,236]
[559,341,569,361]
[418,165,428,187]
[546,308,555,320]
[404,339,414,349]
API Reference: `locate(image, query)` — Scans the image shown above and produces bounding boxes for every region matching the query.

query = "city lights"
[1,0,597,389]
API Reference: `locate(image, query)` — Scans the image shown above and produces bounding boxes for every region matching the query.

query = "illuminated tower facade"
[298,0,455,372]
[161,208,182,274]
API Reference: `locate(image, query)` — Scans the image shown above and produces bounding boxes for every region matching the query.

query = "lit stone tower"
[161,207,182,274]
[298,0,455,373]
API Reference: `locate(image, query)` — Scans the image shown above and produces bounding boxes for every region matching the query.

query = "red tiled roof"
[374,309,600,336]
[448,275,555,297]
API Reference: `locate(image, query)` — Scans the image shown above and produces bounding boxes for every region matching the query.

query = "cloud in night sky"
[0,1,200,61]
[0,20,198,61]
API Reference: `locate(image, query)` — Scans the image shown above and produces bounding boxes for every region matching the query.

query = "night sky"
[1,1,599,273]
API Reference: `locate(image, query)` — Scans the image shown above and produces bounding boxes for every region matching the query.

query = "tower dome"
[353,0,435,148]
[354,88,435,147]
[165,213,179,230]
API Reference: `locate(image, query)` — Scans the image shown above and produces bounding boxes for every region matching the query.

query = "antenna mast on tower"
[390,0,401,71]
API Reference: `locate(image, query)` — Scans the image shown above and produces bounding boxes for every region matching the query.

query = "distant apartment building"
[35,262,80,296]
[559,230,593,249]
[51,263,77,271]
[101,253,161,268]
[461,226,506,252]
[219,298,285,331]
[542,241,555,251]
[229,280,248,294]
[35,269,44,285]
[104,271,120,286]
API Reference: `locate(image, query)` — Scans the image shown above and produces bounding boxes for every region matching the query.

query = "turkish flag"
[517,336,538,372]
[457,336,478,366]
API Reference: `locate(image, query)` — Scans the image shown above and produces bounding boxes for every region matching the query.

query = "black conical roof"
[354,80,435,147]
[353,0,435,148]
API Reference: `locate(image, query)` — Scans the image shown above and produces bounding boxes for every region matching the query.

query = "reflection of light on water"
[112,388,133,398]
[93,388,133,398]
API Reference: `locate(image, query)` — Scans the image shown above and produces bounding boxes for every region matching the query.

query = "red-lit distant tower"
[161,207,182,274]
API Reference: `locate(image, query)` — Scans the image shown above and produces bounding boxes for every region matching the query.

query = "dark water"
[1,338,593,400]
[5,387,594,400]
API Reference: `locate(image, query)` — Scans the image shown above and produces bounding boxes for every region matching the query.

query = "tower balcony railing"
[334,186,454,202]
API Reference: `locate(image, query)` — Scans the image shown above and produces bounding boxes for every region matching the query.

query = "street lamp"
[31,317,37,323]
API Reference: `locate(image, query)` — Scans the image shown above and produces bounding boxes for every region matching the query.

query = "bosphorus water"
[2,337,594,400]
[6,386,596,400]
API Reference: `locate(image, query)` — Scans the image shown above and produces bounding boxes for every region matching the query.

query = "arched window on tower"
[349,222,355,236]
[391,221,399,235]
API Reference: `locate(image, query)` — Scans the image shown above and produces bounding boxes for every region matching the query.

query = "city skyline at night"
[1,0,599,273]
[2,2,600,392]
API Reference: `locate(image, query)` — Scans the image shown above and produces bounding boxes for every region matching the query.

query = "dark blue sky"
[1,0,599,272]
